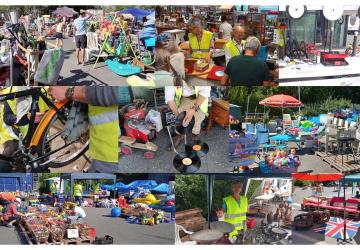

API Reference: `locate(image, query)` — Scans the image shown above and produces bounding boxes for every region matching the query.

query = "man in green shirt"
[221,36,271,86]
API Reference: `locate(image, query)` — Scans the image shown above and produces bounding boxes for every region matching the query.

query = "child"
[55,18,64,48]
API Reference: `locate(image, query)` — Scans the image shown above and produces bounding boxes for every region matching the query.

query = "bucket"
[89,228,96,238]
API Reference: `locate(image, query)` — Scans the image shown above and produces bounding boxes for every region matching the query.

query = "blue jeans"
[74,196,83,205]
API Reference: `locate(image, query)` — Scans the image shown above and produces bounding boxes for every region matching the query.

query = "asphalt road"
[83,207,174,244]
[0,207,174,245]
[0,225,21,245]
[51,37,128,86]
[292,186,360,245]
[119,123,228,173]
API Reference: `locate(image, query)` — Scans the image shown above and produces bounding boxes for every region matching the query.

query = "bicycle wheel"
[37,104,89,168]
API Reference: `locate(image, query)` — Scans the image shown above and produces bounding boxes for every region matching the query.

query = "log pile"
[176,208,207,238]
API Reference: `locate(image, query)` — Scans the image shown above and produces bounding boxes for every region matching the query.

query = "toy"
[111,207,122,217]
[134,193,160,205]
[265,149,300,169]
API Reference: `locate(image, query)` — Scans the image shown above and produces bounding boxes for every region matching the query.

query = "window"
[288,11,347,49]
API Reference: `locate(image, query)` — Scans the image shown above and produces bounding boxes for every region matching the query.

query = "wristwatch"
[65,86,75,101]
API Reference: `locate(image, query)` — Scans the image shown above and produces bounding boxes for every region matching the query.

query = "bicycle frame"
[0,87,69,165]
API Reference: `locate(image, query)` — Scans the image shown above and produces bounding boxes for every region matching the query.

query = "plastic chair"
[85,32,106,61]
[266,122,277,136]
[175,224,196,245]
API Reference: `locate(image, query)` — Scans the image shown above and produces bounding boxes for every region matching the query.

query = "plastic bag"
[63,102,89,142]
[145,109,162,132]
[34,48,64,85]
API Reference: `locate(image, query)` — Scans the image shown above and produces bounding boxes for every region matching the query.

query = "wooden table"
[206,99,229,133]
[186,63,222,86]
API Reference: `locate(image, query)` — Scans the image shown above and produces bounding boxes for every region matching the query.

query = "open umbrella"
[259,94,304,108]
[53,6,78,18]
[259,94,304,117]
[292,173,343,182]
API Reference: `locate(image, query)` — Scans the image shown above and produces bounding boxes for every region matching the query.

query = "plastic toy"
[119,102,158,159]
[134,193,160,205]
[105,59,141,76]
[111,207,122,217]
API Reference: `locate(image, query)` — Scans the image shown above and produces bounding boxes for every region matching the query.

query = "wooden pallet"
[315,151,360,174]
[303,204,360,220]
[18,223,93,245]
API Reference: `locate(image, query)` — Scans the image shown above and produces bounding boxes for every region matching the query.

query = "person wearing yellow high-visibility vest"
[0,87,49,163]
[73,182,83,206]
[187,17,214,62]
[216,181,248,240]
[48,86,122,173]
[224,25,246,65]
[165,83,210,148]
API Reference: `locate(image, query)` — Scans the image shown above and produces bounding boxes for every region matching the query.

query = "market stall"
[101,179,175,225]
[59,173,116,197]
[176,175,292,245]
[278,5,360,86]
[18,205,96,245]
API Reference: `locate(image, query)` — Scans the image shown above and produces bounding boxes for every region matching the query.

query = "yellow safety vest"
[189,30,213,59]
[223,195,247,237]
[224,40,242,57]
[174,87,208,115]
[274,29,285,47]
[73,184,82,197]
[38,87,51,114]
[88,105,119,163]
[0,87,29,144]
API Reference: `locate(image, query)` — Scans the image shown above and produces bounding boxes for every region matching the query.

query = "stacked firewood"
[176,208,207,235]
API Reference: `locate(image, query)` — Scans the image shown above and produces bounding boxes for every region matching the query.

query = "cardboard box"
[67,229,79,239]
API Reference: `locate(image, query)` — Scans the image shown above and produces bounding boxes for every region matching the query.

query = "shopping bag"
[34,48,64,85]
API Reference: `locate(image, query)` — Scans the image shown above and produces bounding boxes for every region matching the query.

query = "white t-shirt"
[219,21,233,41]
[165,83,211,103]
[74,206,86,218]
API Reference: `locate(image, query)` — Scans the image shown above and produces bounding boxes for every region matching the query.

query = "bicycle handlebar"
[0,87,44,102]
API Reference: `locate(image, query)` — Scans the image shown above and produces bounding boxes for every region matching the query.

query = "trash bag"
[145,109,162,132]
[34,48,64,85]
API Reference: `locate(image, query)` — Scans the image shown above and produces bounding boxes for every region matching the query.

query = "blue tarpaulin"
[118,8,152,20]
[101,180,169,194]
[151,183,169,194]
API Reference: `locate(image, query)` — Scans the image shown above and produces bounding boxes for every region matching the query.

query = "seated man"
[165,83,211,148]
[221,36,273,86]
[2,198,25,227]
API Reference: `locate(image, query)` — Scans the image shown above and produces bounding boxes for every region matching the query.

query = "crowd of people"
[155,14,278,86]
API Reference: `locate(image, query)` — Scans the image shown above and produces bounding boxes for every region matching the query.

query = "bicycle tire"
[36,104,89,168]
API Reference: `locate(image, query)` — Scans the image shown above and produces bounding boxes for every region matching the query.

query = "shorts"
[55,32,63,39]
[75,34,87,49]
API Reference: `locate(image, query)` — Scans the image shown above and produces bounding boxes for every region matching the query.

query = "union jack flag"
[314,217,360,240]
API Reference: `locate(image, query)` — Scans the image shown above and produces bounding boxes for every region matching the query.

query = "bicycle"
[0,87,89,172]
